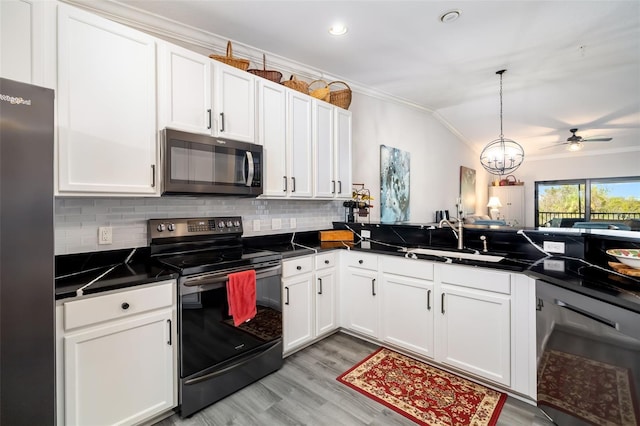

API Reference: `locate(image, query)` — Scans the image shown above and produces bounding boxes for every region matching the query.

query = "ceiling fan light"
[567,141,583,151]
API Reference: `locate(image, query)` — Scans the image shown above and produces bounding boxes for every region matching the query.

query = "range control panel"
[148,216,243,241]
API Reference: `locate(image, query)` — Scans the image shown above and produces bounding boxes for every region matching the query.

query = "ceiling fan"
[561,128,613,151]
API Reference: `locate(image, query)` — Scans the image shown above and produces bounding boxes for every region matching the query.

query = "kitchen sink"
[403,248,505,263]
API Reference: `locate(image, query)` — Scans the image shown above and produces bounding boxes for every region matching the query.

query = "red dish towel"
[227,270,257,326]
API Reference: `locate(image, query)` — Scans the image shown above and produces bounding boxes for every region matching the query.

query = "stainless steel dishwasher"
[536,280,640,425]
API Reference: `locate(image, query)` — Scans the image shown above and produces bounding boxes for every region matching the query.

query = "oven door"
[536,280,640,425]
[179,264,282,380]
[162,128,262,196]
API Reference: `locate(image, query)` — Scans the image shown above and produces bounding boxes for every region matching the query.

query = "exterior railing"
[539,211,640,227]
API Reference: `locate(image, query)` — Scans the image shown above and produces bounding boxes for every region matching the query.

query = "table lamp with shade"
[487,196,502,220]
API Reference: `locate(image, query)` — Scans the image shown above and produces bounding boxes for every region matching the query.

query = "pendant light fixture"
[480,70,524,176]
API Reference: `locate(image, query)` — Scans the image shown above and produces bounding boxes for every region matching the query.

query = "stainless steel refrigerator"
[0,78,55,424]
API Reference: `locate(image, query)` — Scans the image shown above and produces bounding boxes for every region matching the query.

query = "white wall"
[481,149,640,227]
[350,92,485,223]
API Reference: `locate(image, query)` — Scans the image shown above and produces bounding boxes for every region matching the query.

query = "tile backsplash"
[55,197,344,255]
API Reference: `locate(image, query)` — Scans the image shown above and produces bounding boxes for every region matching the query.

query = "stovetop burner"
[149,217,282,276]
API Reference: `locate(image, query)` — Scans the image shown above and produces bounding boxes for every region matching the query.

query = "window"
[535,176,640,230]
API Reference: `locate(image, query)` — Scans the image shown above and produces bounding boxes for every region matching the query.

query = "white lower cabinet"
[339,251,536,399]
[282,256,314,354]
[342,252,380,339]
[282,252,339,355]
[436,265,512,386]
[380,256,435,359]
[56,281,177,426]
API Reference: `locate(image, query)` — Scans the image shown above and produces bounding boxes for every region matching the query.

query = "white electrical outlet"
[361,230,371,239]
[253,220,261,231]
[98,226,112,245]
[290,218,297,229]
[272,218,282,230]
[543,241,565,254]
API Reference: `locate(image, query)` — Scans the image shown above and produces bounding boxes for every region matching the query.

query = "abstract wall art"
[380,145,410,223]
[459,166,476,215]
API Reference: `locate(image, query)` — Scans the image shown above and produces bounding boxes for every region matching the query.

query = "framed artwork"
[459,166,476,215]
[380,145,410,223]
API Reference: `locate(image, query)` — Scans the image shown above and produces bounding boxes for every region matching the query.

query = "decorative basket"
[282,75,309,94]
[209,41,250,71]
[308,79,330,102]
[328,81,352,110]
[247,54,282,83]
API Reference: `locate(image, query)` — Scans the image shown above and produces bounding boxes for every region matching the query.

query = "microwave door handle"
[245,151,254,187]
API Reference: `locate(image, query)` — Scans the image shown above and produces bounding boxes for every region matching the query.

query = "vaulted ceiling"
[111,0,640,159]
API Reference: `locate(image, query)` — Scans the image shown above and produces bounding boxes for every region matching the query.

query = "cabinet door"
[258,80,288,197]
[0,0,48,86]
[315,268,337,337]
[282,274,313,354]
[287,91,313,198]
[381,273,434,358]
[489,185,525,226]
[57,4,157,195]
[334,108,353,199]
[314,101,335,198]
[158,42,211,134]
[212,62,255,143]
[63,310,175,426]
[438,284,511,386]
[344,267,379,339]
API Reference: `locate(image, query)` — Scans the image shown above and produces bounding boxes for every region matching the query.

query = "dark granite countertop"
[55,247,177,300]
[55,227,640,314]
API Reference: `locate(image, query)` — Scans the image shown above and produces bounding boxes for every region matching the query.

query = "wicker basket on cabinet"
[209,41,250,71]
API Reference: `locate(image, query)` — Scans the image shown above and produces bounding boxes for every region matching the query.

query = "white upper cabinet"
[334,107,353,198]
[57,4,158,195]
[287,90,313,198]
[257,79,288,197]
[0,0,54,88]
[158,42,212,134]
[314,101,352,199]
[314,101,335,198]
[211,61,256,143]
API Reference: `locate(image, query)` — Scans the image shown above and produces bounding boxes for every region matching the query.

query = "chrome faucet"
[438,218,464,250]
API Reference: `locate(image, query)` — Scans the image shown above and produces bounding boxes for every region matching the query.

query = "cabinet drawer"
[64,281,174,331]
[315,252,336,270]
[343,252,378,270]
[381,256,434,280]
[440,264,511,294]
[282,256,313,277]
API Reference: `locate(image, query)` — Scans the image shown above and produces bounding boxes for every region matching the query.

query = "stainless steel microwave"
[161,129,263,196]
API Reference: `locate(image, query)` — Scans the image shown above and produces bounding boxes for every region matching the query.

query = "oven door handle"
[183,340,281,386]
[555,299,618,329]
[183,265,282,287]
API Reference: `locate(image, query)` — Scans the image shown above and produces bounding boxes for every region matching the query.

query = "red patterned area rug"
[337,347,507,426]
[538,349,639,426]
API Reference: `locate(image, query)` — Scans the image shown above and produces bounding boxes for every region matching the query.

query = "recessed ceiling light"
[329,23,348,36]
[440,10,461,23]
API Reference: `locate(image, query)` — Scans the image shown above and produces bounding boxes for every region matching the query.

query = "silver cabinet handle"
[291,176,296,192]
[371,278,376,296]
[318,278,323,295]
[167,319,172,345]
[427,289,431,310]
[219,112,225,132]
[151,165,155,187]
[283,176,287,192]
[207,109,212,129]
[338,181,342,194]
[285,287,290,305]
[441,293,445,314]
[332,180,336,194]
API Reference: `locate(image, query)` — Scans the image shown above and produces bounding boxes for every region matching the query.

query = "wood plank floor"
[156,332,555,425]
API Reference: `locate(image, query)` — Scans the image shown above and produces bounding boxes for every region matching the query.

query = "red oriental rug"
[337,347,507,426]
[537,349,639,426]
